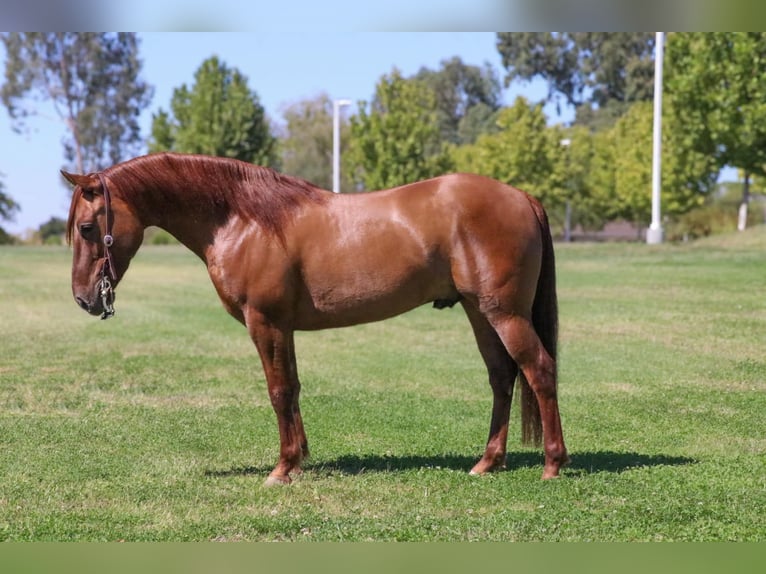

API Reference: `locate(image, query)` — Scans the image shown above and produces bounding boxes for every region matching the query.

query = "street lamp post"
[647,32,665,244]
[332,98,352,194]
[560,138,572,242]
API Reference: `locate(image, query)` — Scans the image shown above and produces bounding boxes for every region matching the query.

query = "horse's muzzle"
[74,287,115,319]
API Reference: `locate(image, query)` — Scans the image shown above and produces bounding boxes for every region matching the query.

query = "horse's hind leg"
[489,313,568,479]
[462,301,519,475]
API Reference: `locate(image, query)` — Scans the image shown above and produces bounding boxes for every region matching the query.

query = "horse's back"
[386,172,543,255]
[345,172,539,235]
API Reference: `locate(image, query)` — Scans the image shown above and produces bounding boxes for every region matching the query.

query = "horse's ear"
[61,171,101,195]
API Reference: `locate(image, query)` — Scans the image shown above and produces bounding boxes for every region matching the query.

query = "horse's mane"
[69,152,328,243]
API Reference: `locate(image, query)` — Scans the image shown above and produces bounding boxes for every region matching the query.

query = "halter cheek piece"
[96,173,116,320]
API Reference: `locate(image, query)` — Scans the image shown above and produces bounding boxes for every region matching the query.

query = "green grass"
[1,228,765,541]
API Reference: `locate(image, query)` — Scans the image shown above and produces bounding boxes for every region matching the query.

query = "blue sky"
[1,32,560,235]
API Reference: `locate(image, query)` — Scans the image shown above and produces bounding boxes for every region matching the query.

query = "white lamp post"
[647,32,665,244]
[332,98,352,194]
[560,138,572,242]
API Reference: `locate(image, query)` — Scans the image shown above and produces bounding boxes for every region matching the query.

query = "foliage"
[452,97,566,210]
[2,232,766,540]
[586,101,709,226]
[453,94,714,234]
[149,56,276,167]
[558,125,610,231]
[347,69,453,190]
[0,226,15,244]
[452,97,611,232]
[664,203,762,242]
[496,32,655,125]
[665,180,766,241]
[415,56,502,145]
[581,127,616,224]
[666,33,766,179]
[455,102,501,145]
[1,33,153,174]
[278,93,352,191]
[0,173,20,244]
[665,33,766,226]
[0,174,20,223]
[146,227,179,245]
[37,216,66,245]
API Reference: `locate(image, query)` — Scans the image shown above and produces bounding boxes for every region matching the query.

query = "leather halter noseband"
[96,172,116,320]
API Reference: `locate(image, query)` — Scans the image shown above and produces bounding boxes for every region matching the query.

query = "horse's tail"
[518,193,558,447]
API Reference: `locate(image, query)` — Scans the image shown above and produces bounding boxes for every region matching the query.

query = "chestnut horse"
[64,152,568,485]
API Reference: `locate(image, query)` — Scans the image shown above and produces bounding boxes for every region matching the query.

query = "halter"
[96,172,116,320]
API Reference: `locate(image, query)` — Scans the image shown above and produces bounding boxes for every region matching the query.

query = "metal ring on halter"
[103,234,114,247]
[98,276,115,320]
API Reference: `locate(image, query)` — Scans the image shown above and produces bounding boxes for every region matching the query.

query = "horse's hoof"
[264,474,292,487]
[470,459,505,476]
[541,467,562,480]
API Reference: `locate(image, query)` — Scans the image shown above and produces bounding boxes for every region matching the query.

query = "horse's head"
[63,170,144,319]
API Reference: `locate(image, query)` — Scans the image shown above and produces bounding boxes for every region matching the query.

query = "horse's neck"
[130,175,230,261]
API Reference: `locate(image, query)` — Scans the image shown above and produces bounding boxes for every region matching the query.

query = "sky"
[0,32,561,236]
[3,30,740,237]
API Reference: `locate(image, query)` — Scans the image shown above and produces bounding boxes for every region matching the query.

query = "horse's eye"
[79,223,96,239]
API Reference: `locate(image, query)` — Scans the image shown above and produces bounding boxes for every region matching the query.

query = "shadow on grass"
[205,450,695,478]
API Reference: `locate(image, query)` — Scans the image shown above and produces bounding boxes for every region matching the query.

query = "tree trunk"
[66,116,84,174]
[737,171,750,232]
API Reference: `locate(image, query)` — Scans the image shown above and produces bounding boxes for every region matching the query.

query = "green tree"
[347,69,453,190]
[278,93,352,191]
[1,33,153,174]
[585,101,709,229]
[0,174,19,245]
[452,97,566,210]
[496,33,655,128]
[666,32,766,229]
[38,216,67,244]
[609,103,654,226]
[582,127,618,224]
[149,56,276,166]
[456,102,501,146]
[556,125,612,232]
[0,174,19,223]
[415,56,502,145]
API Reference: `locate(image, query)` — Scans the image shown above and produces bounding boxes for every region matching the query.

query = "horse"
[63,152,569,485]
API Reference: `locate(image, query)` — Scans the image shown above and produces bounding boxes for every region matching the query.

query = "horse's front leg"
[245,310,306,486]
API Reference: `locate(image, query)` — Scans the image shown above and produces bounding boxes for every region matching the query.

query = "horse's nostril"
[76,297,89,311]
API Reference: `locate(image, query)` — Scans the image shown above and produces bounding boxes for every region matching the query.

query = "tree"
[496,33,655,128]
[452,97,710,237]
[0,174,19,223]
[452,97,566,211]
[456,102,501,146]
[347,69,453,190]
[1,33,153,174]
[149,56,276,167]
[415,56,502,145]
[278,93,352,191]
[556,125,612,233]
[38,216,67,244]
[665,32,766,229]
[0,174,19,244]
[583,100,711,230]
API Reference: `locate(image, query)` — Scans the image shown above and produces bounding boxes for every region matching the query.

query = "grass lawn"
[0,227,764,541]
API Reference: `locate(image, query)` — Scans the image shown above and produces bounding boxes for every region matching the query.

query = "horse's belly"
[294,267,456,330]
